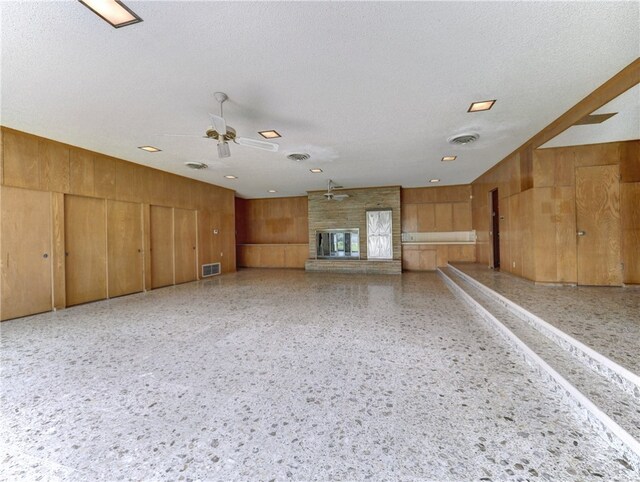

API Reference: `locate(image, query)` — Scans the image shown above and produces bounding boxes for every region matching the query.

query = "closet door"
[107,200,143,297]
[174,208,197,284]
[150,205,174,288]
[1,186,52,320]
[65,195,107,306]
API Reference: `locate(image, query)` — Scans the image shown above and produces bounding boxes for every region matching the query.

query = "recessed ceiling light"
[268,190,277,193]
[224,175,238,179]
[441,156,457,162]
[138,146,161,153]
[468,100,496,112]
[429,179,440,183]
[78,0,143,28]
[258,130,281,139]
[310,168,323,173]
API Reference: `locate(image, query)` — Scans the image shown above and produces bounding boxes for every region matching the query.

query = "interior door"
[1,186,52,320]
[491,189,500,269]
[107,200,144,297]
[150,205,174,288]
[575,165,622,286]
[174,208,197,284]
[65,195,107,306]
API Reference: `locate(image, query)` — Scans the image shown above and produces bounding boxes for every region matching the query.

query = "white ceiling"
[541,84,640,149]
[1,1,639,198]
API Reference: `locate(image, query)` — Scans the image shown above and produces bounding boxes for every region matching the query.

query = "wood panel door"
[174,208,197,284]
[107,200,143,297]
[150,205,174,289]
[1,186,52,320]
[575,165,622,286]
[65,195,107,305]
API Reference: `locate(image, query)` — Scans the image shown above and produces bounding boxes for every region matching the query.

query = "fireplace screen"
[366,209,393,259]
[316,229,360,259]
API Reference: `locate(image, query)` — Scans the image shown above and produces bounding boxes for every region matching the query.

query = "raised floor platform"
[439,263,640,471]
[305,259,402,274]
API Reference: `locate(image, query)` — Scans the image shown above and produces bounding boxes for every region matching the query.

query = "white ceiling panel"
[1,1,638,197]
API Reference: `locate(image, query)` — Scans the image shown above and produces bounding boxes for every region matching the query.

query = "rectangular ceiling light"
[258,130,281,139]
[138,145,161,152]
[310,168,323,173]
[441,156,457,162]
[468,99,496,112]
[79,0,143,28]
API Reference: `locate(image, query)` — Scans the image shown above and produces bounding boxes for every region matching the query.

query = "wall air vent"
[447,133,480,145]
[201,262,221,277]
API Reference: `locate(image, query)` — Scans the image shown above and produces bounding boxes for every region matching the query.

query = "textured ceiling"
[1,1,639,198]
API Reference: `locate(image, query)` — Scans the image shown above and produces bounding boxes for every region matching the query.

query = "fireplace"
[316,229,360,259]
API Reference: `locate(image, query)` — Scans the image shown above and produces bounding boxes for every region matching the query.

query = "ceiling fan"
[166,92,279,158]
[324,180,350,201]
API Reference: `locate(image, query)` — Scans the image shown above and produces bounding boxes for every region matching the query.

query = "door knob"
[577,230,586,237]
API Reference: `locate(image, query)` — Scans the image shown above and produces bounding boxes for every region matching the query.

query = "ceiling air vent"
[185,161,208,170]
[286,153,311,162]
[448,133,480,145]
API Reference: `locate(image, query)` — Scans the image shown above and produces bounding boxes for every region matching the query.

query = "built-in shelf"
[401,231,476,245]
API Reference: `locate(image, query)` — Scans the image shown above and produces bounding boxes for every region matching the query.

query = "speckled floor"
[450,263,640,375]
[1,270,636,481]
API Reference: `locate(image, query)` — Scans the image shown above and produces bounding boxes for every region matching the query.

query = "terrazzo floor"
[450,263,640,375]
[1,269,637,481]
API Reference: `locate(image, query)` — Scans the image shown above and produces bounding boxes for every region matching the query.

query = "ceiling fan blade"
[235,137,279,152]
[210,114,227,135]
[162,134,207,138]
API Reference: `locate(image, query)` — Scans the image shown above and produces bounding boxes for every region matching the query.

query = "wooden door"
[491,189,500,269]
[107,200,143,297]
[575,165,622,286]
[150,205,174,288]
[0,186,52,320]
[174,208,197,284]
[65,195,107,305]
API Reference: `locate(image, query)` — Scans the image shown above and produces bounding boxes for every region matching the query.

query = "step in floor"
[439,266,640,467]
[450,263,640,375]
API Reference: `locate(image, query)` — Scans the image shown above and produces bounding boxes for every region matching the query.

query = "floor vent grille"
[201,262,221,278]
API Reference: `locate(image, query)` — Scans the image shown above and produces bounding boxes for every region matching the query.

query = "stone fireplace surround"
[305,185,402,274]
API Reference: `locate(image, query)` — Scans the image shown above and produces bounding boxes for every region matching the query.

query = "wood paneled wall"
[533,141,639,284]
[236,196,308,244]
[235,196,308,268]
[401,185,476,270]
[0,126,236,320]
[471,140,639,284]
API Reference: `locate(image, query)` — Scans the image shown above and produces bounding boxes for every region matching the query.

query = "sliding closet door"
[174,208,197,284]
[150,205,174,288]
[65,195,107,306]
[0,186,52,320]
[107,200,144,297]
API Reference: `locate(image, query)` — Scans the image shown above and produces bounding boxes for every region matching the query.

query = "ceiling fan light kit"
[207,92,279,158]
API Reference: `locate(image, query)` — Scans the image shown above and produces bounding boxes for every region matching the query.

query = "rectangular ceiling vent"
[201,262,221,278]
